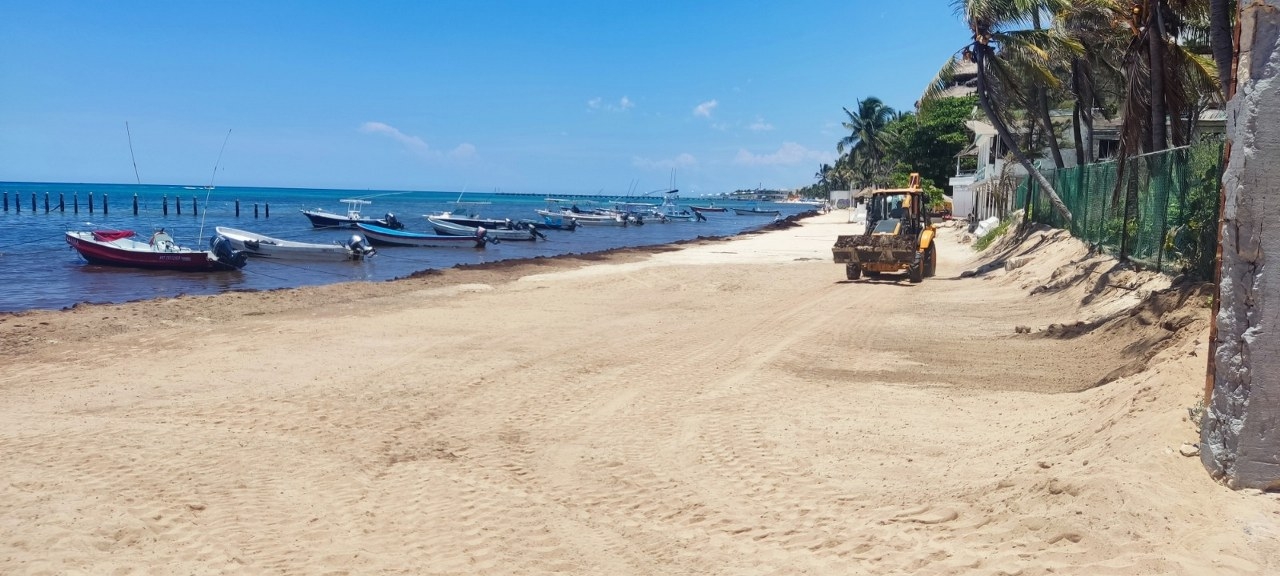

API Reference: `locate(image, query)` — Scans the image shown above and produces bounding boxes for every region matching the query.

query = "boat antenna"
[198,129,232,242]
[125,121,141,185]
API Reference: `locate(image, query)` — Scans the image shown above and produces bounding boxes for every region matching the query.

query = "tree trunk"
[1072,104,1085,167]
[1148,2,1170,151]
[975,48,1073,225]
[1071,59,1086,167]
[1210,0,1235,94]
[1202,0,1280,490]
[1036,86,1065,168]
[1032,10,1066,169]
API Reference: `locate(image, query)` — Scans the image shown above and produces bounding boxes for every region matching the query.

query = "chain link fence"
[1015,141,1223,279]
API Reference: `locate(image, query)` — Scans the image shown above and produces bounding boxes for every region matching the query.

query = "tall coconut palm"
[931,0,1079,224]
[1056,0,1127,166]
[837,97,897,186]
[1110,0,1219,213]
[1116,0,1219,157]
[1208,0,1234,90]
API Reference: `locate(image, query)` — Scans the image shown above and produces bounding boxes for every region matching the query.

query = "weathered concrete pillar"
[1201,1,1280,490]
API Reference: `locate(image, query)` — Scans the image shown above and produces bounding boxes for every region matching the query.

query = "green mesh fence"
[1014,142,1223,279]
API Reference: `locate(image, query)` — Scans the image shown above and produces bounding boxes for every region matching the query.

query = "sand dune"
[2,211,1277,574]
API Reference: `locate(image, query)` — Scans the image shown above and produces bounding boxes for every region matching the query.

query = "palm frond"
[920,55,965,116]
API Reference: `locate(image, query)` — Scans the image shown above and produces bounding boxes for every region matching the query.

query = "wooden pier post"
[2,192,7,212]
[59,193,65,213]
[235,199,240,217]
[73,192,79,214]
[133,193,139,215]
[254,203,259,218]
[88,192,93,214]
[265,203,270,218]
[103,193,109,215]
[44,192,50,213]
[162,195,168,215]
[31,192,36,212]
[176,195,181,215]
[192,196,198,217]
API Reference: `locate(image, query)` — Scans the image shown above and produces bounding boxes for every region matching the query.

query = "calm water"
[0,182,812,312]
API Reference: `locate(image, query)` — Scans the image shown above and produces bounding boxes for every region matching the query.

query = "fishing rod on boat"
[0,232,72,251]
[125,122,142,186]
[197,129,232,245]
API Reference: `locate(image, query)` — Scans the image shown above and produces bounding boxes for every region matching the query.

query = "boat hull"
[301,210,399,229]
[534,209,627,226]
[66,231,245,272]
[427,217,539,241]
[356,223,487,248]
[215,227,372,261]
[732,208,781,216]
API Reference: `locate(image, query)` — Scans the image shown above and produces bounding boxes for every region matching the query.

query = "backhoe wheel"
[924,243,937,277]
[845,262,862,280]
[908,258,924,283]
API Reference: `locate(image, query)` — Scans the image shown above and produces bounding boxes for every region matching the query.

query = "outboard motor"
[347,234,376,259]
[209,235,250,269]
[383,212,404,230]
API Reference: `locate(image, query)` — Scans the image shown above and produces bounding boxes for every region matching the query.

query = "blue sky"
[0,1,972,196]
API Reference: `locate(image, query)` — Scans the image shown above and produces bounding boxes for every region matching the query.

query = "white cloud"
[360,121,476,162]
[632,153,698,170]
[587,96,634,112]
[693,99,718,117]
[733,142,830,166]
[448,143,477,160]
[748,118,774,132]
[360,121,430,157]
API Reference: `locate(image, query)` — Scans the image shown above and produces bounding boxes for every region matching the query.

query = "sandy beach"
[2,211,1277,575]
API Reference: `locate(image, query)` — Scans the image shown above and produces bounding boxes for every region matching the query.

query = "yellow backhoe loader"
[831,173,937,283]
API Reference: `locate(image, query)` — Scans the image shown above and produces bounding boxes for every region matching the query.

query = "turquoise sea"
[0,181,812,312]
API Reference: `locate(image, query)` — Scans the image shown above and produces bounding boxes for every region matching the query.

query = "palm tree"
[1056,0,1127,166]
[837,97,897,186]
[932,0,1078,225]
[1117,0,1219,156]
[1208,0,1233,90]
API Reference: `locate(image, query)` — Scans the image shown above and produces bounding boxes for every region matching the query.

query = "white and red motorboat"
[65,229,248,272]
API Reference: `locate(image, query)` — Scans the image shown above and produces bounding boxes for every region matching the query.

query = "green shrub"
[973,219,1012,251]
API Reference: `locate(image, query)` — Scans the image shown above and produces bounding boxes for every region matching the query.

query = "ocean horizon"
[0,181,813,313]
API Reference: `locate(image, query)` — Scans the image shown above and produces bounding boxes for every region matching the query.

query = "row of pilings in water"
[1,191,270,218]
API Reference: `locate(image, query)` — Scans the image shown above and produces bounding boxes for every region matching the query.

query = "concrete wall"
[1201,1,1280,490]
[829,190,853,210]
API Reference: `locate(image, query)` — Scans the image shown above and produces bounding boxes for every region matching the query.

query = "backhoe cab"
[831,173,938,283]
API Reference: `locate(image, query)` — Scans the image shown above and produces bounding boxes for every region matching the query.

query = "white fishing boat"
[535,199,630,226]
[732,206,782,217]
[426,216,542,241]
[301,198,403,229]
[652,190,701,222]
[214,226,375,260]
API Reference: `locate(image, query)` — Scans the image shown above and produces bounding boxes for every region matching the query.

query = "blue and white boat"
[426,216,542,241]
[356,223,487,248]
